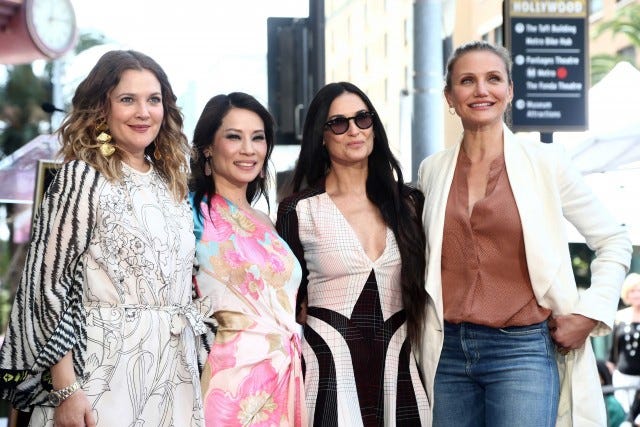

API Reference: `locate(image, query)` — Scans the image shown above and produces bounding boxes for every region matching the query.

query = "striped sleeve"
[0,160,100,409]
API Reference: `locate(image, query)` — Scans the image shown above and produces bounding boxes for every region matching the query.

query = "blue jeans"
[433,320,559,427]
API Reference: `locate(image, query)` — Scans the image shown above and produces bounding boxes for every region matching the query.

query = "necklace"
[623,323,640,357]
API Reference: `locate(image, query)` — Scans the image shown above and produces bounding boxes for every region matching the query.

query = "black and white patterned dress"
[277,187,429,426]
[0,160,207,426]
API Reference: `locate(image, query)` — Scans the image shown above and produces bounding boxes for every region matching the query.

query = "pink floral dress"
[191,194,306,426]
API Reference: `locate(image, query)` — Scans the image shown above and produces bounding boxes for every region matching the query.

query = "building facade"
[325,0,414,173]
[324,0,640,157]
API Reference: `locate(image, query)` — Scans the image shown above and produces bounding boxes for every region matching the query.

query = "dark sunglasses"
[324,111,375,135]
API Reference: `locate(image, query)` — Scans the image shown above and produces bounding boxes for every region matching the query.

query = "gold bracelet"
[48,380,81,407]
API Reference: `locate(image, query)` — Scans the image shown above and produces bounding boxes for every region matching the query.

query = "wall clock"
[0,0,77,63]
[26,0,77,57]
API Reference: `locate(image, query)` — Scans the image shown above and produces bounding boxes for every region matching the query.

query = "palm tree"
[591,3,640,84]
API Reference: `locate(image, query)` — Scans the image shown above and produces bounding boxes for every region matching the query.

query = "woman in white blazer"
[417,41,632,427]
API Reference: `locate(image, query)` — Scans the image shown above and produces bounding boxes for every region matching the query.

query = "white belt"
[85,302,208,336]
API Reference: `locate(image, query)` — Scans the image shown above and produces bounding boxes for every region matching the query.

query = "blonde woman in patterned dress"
[0,50,208,426]
[189,92,306,426]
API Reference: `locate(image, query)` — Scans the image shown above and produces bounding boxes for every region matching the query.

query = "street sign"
[504,0,589,132]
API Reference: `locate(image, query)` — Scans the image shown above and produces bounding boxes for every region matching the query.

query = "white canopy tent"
[554,61,640,174]
[549,62,640,244]
[569,165,640,245]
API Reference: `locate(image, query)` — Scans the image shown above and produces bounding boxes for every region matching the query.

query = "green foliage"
[591,3,640,84]
[593,3,640,47]
[0,64,49,156]
[591,53,630,84]
[75,32,107,54]
[0,239,13,333]
[0,31,107,158]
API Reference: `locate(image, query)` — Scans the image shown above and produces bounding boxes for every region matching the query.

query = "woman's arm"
[276,198,309,324]
[556,145,632,335]
[0,161,100,408]
[50,352,95,427]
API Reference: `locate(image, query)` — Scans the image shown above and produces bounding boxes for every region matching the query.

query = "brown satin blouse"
[441,149,551,327]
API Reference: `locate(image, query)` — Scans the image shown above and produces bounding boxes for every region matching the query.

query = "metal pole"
[51,59,64,132]
[540,132,554,143]
[412,0,444,182]
[309,0,325,96]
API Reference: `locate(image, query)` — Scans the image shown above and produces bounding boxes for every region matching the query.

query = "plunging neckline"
[458,148,505,219]
[324,192,389,264]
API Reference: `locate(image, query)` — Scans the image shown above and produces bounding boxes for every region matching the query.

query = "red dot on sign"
[557,67,568,79]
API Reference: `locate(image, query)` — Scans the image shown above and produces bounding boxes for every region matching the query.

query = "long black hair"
[190,92,275,217]
[290,82,427,346]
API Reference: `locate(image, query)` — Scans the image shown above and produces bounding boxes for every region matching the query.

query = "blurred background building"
[321,0,640,166]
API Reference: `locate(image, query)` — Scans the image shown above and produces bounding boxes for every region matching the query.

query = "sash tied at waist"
[84,302,208,336]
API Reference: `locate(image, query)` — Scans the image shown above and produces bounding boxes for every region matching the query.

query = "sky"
[65,0,308,136]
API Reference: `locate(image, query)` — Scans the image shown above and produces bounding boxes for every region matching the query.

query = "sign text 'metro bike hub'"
[505,0,588,132]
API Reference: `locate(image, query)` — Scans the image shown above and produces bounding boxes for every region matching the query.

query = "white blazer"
[417,124,632,426]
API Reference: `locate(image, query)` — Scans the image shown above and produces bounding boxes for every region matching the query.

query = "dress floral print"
[23,162,207,426]
[191,194,306,426]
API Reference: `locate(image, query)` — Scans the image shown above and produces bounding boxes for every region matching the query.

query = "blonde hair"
[58,50,189,201]
[621,273,640,305]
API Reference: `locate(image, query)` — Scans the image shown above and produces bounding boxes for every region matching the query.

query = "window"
[384,33,388,58]
[404,66,409,90]
[385,78,389,102]
[590,0,603,13]
[403,19,409,46]
[365,47,369,72]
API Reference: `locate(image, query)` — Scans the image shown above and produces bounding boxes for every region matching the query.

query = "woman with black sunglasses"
[276,82,428,425]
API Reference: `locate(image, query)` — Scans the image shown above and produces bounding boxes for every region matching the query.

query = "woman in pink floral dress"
[189,92,306,426]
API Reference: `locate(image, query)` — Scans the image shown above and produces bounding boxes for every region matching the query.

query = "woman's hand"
[548,314,598,354]
[53,390,95,427]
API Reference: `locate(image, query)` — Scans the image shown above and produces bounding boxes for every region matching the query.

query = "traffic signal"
[267,1,324,145]
[267,17,308,145]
